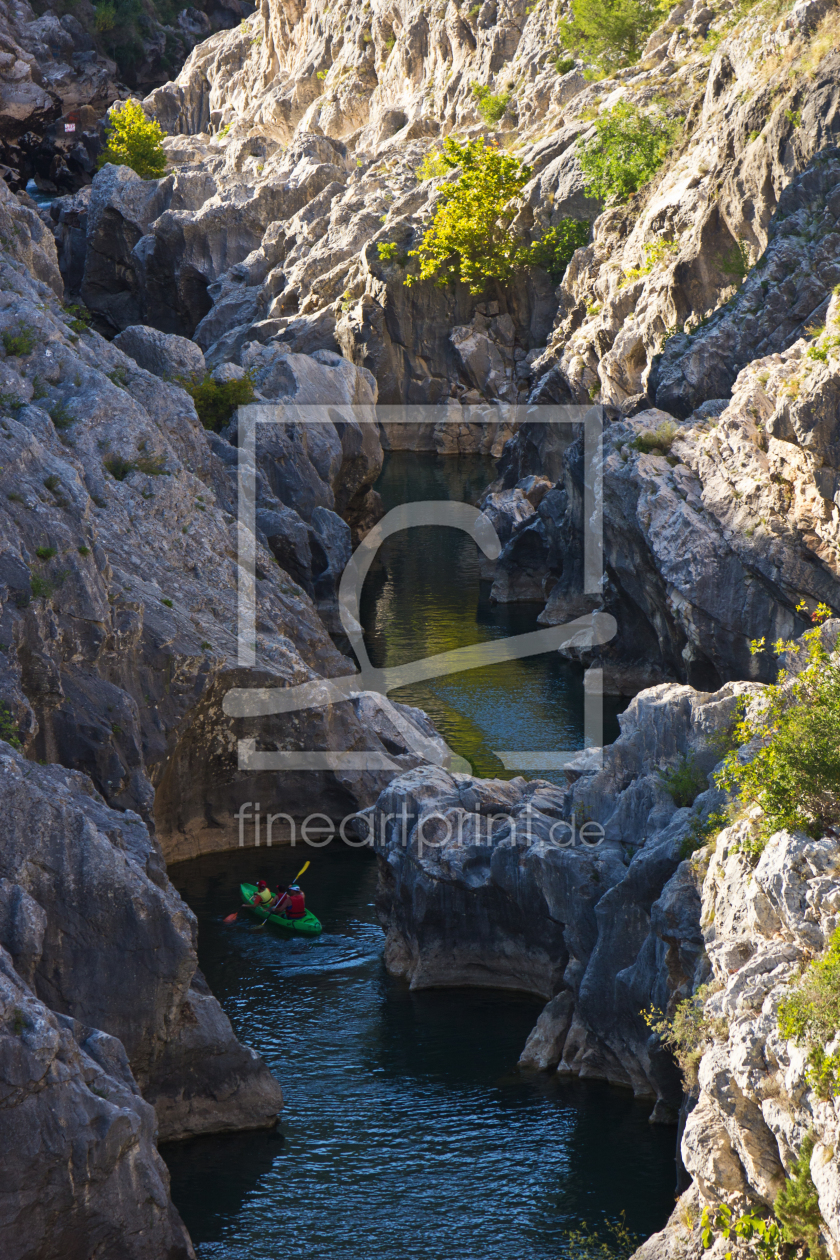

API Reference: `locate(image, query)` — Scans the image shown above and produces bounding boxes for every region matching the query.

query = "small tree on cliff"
[405,137,532,294]
[406,137,590,294]
[98,100,167,181]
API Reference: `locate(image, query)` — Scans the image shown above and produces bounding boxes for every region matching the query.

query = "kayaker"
[271,885,290,913]
[251,880,272,906]
[286,884,306,920]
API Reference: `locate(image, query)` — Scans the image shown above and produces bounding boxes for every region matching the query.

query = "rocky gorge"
[0,0,840,1250]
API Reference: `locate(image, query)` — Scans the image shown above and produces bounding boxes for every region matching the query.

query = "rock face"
[0,0,119,191]
[0,748,283,1143]
[372,677,758,1110]
[637,820,840,1260]
[0,175,441,865]
[486,286,840,690]
[0,943,195,1260]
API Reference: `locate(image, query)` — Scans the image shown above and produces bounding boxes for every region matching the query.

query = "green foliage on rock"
[98,100,167,180]
[528,218,591,279]
[407,139,589,293]
[658,752,708,808]
[774,1133,826,1255]
[700,1204,785,1260]
[0,703,22,750]
[406,137,532,294]
[561,1212,640,1260]
[2,324,37,357]
[779,930,840,1099]
[558,0,669,72]
[631,418,678,454]
[643,982,725,1085]
[718,621,840,854]
[578,102,680,203]
[471,83,511,126]
[182,373,256,432]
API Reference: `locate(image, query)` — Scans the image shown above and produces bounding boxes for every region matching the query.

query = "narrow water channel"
[357,452,625,782]
[163,451,674,1256]
[165,848,677,1259]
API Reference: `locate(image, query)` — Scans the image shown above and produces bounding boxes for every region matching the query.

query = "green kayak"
[240,883,322,936]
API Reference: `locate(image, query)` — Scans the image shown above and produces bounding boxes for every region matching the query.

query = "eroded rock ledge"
[372,677,758,1113]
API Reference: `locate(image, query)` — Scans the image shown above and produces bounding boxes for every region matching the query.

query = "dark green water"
[162,452,671,1257]
[357,453,624,783]
[165,847,677,1259]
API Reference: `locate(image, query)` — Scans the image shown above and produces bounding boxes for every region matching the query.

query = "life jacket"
[288,890,306,918]
[258,886,272,904]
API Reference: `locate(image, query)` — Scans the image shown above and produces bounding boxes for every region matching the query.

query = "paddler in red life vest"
[251,880,272,906]
[274,884,306,919]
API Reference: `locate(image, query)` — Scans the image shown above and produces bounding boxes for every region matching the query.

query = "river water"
[163,452,675,1257]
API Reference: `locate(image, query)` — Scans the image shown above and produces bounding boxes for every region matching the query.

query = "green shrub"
[0,702,22,750]
[579,102,680,203]
[377,242,400,261]
[679,809,729,859]
[774,1133,826,1254]
[779,929,840,1098]
[104,454,134,481]
[631,419,678,454]
[700,1205,784,1260]
[471,83,511,126]
[161,597,173,608]
[554,55,577,73]
[405,137,532,294]
[181,373,256,432]
[2,325,37,357]
[621,237,678,284]
[35,546,56,560]
[64,303,92,334]
[528,218,591,280]
[42,475,60,493]
[561,1212,640,1260]
[658,753,707,807]
[98,99,167,181]
[717,238,751,282]
[30,575,53,599]
[49,401,73,431]
[0,391,23,413]
[558,0,669,73]
[78,545,91,557]
[718,624,840,854]
[95,2,116,32]
[643,982,725,1085]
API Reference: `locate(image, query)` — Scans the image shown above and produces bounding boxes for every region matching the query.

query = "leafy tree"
[528,218,590,279]
[406,137,533,294]
[98,100,167,180]
[578,101,680,203]
[558,0,669,73]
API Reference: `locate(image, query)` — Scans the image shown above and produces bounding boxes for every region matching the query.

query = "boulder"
[113,325,206,381]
